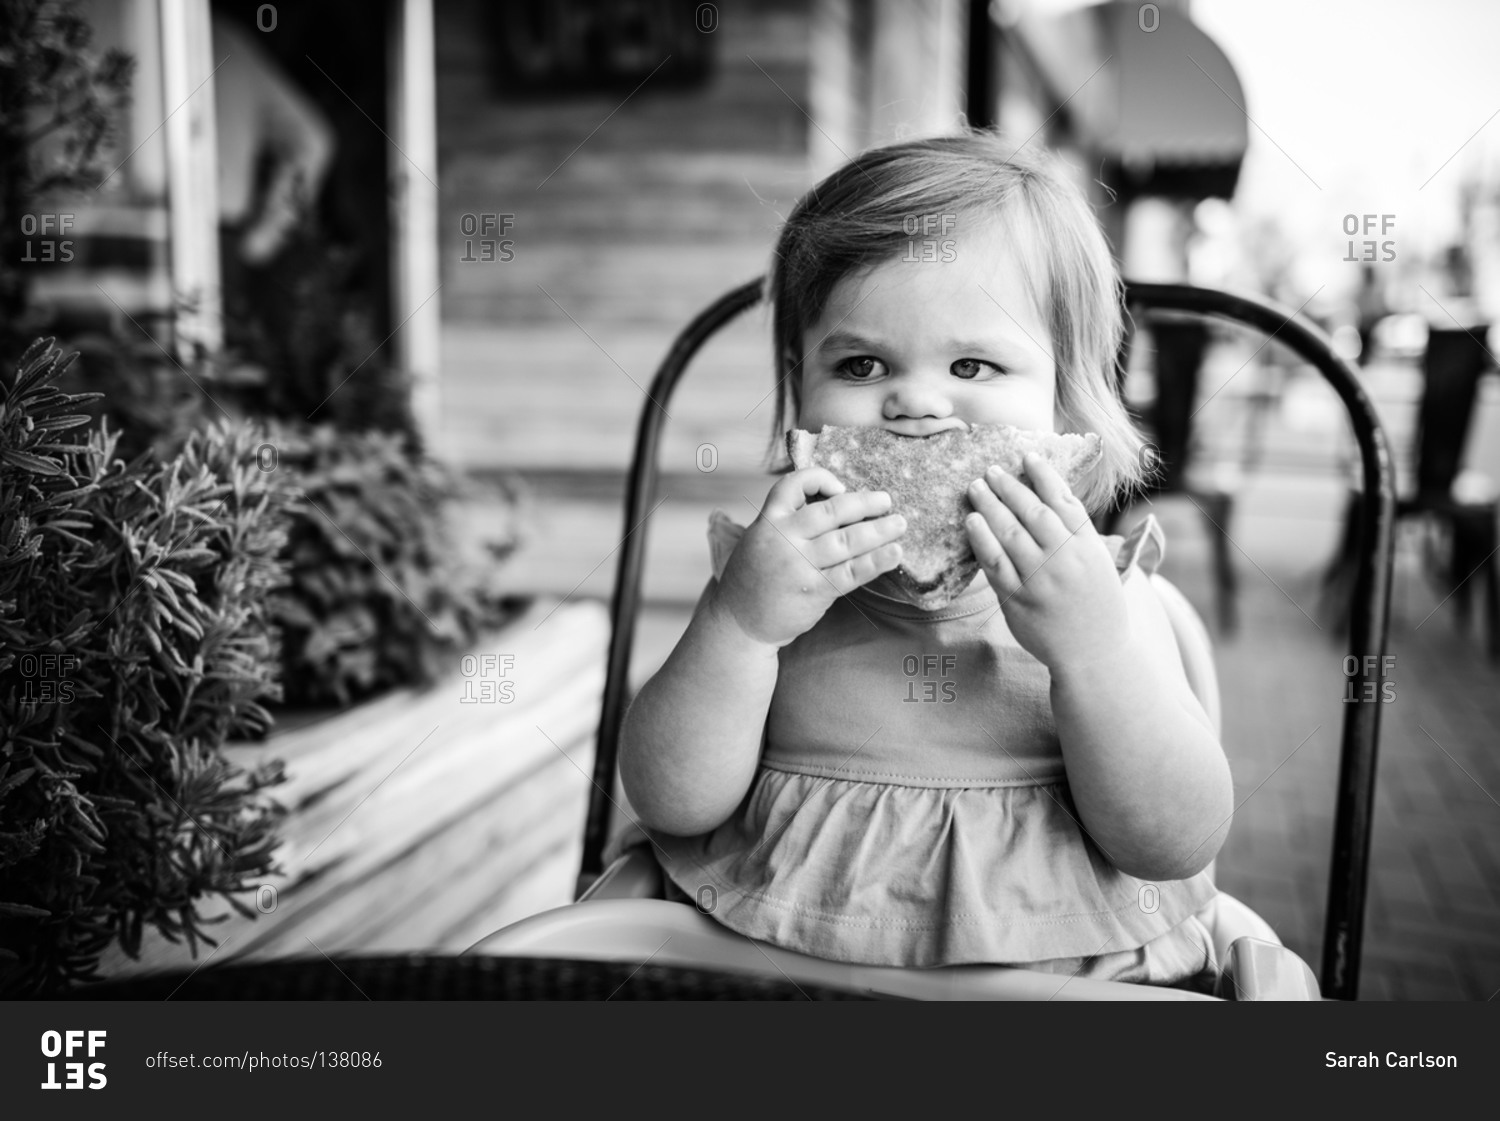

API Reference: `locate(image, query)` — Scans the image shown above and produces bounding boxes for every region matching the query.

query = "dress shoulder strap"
[1112,512,1165,579]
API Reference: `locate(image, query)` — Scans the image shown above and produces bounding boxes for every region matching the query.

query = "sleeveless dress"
[648,509,1222,990]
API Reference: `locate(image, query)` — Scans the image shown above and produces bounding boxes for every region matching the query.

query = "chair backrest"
[581,279,1396,1002]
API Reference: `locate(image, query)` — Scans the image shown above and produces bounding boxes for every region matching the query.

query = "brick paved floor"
[1131,492,1500,1001]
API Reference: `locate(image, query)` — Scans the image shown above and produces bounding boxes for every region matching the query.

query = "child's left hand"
[965,452,1131,672]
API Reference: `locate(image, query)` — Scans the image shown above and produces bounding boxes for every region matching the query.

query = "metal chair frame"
[577,279,1396,1002]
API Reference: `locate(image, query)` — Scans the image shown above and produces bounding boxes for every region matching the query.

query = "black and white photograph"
[1,0,1497,1097]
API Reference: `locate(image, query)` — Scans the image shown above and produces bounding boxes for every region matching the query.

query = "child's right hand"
[709,469,906,648]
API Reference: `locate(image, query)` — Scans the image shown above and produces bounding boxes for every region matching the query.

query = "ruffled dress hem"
[649,763,1219,969]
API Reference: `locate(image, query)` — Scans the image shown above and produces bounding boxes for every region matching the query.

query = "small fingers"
[788,487,893,538]
[966,511,1021,595]
[804,511,907,569]
[765,467,847,518]
[968,475,1043,574]
[823,540,904,595]
[982,464,1070,548]
[1017,453,1093,534]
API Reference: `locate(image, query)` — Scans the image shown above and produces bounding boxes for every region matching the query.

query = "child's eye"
[952,358,1004,380]
[835,356,885,381]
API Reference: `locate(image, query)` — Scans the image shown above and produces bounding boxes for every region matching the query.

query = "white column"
[867,0,965,144]
[807,0,861,180]
[807,0,967,181]
[388,0,442,450]
[159,0,221,356]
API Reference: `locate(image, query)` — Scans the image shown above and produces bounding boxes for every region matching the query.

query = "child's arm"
[618,578,783,836]
[620,470,905,836]
[1045,569,1233,882]
[966,455,1234,882]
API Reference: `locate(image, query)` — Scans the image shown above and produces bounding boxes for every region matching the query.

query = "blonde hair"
[766,130,1150,513]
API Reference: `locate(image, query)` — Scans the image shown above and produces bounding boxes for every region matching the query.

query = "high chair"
[468,281,1397,1001]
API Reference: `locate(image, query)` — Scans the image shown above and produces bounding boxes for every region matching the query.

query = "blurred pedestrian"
[212,12,335,272]
[1417,245,1491,502]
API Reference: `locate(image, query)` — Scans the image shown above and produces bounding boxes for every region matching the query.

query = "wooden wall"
[432,0,969,476]
[435,0,812,331]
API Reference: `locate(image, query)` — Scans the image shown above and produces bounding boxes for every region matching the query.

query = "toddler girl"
[618,132,1234,991]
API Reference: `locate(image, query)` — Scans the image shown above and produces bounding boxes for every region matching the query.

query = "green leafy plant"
[53,327,221,465]
[0,339,291,995]
[50,345,526,709]
[195,208,527,703]
[263,420,521,707]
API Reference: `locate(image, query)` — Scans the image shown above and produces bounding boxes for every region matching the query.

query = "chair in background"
[1322,324,1499,658]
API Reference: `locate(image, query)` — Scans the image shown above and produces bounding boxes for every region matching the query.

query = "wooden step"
[229,739,589,961]
[95,598,610,978]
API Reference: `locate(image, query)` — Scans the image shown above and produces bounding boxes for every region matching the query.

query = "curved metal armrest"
[576,845,665,902]
[1214,937,1322,1001]
[581,280,1395,1001]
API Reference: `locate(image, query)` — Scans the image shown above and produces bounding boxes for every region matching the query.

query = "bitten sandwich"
[786,423,1104,609]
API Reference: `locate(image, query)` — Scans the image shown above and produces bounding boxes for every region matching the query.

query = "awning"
[1005,1,1249,198]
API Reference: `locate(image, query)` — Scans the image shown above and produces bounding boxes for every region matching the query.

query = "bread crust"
[786,424,1104,609]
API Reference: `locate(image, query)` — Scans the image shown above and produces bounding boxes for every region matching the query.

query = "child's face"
[796,216,1057,436]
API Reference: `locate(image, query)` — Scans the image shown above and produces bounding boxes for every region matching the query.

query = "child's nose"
[883,371,957,419]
